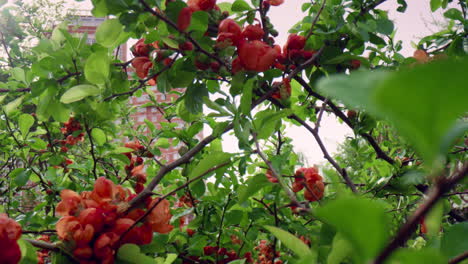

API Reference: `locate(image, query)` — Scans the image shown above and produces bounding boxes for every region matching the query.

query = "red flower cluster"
[55,177,173,263]
[292,167,325,202]
[0,214,22,264]
[254,240,282,264]
[37,235,51,264]
[58,117,84,149]
[123,141,152,193]
[131,39,160,85]
[216,18,281,72]
[280,34,316,65]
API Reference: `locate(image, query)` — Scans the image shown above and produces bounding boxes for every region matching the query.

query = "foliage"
[0,0,467,264]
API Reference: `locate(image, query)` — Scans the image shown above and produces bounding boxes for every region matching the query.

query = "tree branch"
[373,162,468,264]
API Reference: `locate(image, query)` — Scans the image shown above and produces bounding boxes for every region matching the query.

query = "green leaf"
[227,260,246,264]
[13,169,31,187]
[264,226,312,258]
[60,84,100,104]
[29,138,47,150]
[217,2,232,12]
[444,8,464,21]
[18,239,40,264]
[163,254,177,264]
[315,196,389,263]
[117,244,156,264]
[232,0,252,12]
[11,68,26,84]
[4,96,24,115]
[318,58,468,167]
[85,51,110,85]
[91,128,106,146]
[327,233,353,264]
[430,0,442,11]
[18,114,34,137]
[374,58,468,167]
[95,19,124,48]
[240,78,255,115]
[388,248,447,264]
[441,222,468,259]
[113,147,136,153]
[187,11,208,33]
[376,18,394,35]
[254,109,292,139]
[187,151,231,179]
[238,174,270,204]
[155,138,170,148]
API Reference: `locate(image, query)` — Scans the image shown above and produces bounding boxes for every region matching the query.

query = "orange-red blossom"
[56,177,173,263]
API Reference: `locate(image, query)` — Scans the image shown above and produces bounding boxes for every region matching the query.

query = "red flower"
[132,57,153,79]
[146,198,174,234]
[237,40,279,72]
[177,7,192,31]
[188,0,217,11]
[0,214,22,264]
[131,39,151,57]
[241,24,264,41]
[265,169,278,183]
[217,19,242,47]
[269,0,284,6]
[304,180,324,202]
[231,57,244,74]
[284,34,306,52]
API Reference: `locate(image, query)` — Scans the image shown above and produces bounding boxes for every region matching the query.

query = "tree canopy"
[0,0,467,264]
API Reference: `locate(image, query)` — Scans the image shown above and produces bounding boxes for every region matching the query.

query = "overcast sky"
[30,0,449,165]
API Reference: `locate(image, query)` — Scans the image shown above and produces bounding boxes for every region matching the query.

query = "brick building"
[69,15,189,163]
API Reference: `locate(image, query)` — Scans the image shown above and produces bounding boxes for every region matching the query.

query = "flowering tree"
[0,0,467,263]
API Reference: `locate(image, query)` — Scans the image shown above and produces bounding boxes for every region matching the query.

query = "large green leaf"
[91,128,106,146]
[388,248,447,264]
[318,58,468,167]
[60,84,100,104]
[4,96,24,115]
[18,239,40,264]
[374,58,468,166]
[441,222,468,259]
[95,19,124,48]
[116,244,156,264]
[187,151,232,179]
[187,11,208,33]
[264,226,314,259]
[18,114,34,137]
[85,51,110,85]
[238,174,270,204]
[315,196,389,263]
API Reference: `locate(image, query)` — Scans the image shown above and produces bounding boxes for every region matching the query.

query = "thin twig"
[305,0,327,40]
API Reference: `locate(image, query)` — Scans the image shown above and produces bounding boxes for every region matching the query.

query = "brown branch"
[126,91,270,211]
[305,0,327,40]
[24,238,58,251]
[294,76,395,165]
[259,93,358,193]
[253,133,306,208]
[57,72,81,84]
[449,251,468,264]
[373,162,468,264]
[103,54,178,101]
